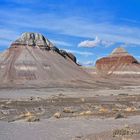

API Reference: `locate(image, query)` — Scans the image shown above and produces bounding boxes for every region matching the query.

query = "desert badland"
[0,32,140,140]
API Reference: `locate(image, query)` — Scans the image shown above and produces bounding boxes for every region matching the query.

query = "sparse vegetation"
[113,126,140,137]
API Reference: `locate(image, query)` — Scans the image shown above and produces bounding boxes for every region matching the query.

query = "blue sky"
[0,0,140,66]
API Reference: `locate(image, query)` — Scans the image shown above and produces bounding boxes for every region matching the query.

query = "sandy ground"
[0,116,140,140]
[0,87,140,140]
[0,86,140,99]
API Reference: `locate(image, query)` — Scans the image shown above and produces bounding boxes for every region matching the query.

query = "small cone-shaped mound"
[96,47,140,79]
[0,32,93,88]
[110,47,129,57]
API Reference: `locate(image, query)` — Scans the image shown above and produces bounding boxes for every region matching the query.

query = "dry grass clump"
[99,107,109,113]
[112,108,122,112]
[125,107,137,112]
[113,126,140,137]
[79,110,93,116]
[19,112,33,118]
[18,112,40,122]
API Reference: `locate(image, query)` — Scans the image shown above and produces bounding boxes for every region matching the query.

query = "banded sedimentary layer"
[0,32,92,87]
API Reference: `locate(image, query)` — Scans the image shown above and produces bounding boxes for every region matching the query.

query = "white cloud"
[78,36,100,47]
[0,8,140,47]
[78,36,115,48]
[79,61,95,66]
[101,40,115,47]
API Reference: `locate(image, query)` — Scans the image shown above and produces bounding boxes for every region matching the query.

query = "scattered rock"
[6,100,12,104]
[63,107,75,113]
[0,104,9,109]
[80,98,85,102]
[73,135,83,140]
[30,97,34,101]
[115,113,125,119]
[58,93,65,97]
[26,116,40,122]
[1,110,10,115]
[53,112,61,119]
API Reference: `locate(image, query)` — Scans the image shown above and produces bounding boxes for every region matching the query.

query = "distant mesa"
[96,47,140,77]
[0,32,92,87]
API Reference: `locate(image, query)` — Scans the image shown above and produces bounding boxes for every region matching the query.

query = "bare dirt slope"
[0,33,94,88]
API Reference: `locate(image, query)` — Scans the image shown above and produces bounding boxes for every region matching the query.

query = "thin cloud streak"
[50,39,72,47]
[79,61,95,66]
[0,8,140,46]
[62,49,94,57]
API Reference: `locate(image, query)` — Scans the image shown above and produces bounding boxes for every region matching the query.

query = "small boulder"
[63,107,75,113]
[115,113,125,119]
[26,116,40,122]
[53,112,61,118]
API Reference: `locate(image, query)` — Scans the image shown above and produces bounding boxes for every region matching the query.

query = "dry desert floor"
[0,86,140,140]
